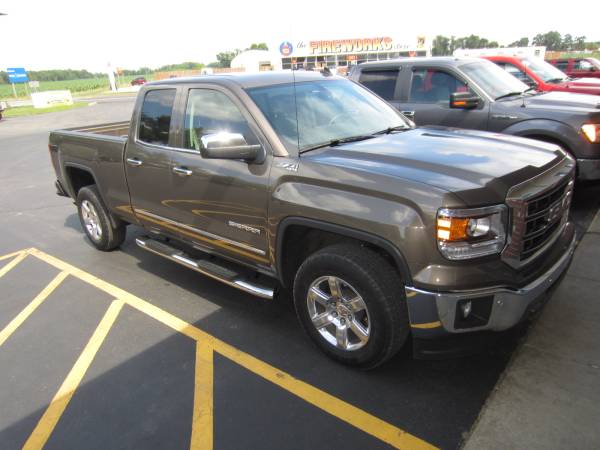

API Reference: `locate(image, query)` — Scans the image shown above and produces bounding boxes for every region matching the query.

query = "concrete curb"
[462,207,600,450]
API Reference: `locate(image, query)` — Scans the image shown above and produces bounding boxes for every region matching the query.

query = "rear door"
[165,85,272,267]
[356,68,405,115]
[125,87,178,235]
[399,66,489,129]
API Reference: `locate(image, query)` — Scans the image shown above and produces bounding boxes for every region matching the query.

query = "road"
[0,97,598,450]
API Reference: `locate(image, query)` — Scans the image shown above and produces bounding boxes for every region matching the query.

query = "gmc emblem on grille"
[546,204,562,223]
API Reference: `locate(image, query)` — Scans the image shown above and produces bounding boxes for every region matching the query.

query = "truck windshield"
[461,61,529,100]
[246,79,409,152]
[521,57,568,83]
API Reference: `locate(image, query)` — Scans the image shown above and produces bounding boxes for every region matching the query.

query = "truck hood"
[553,77,600,94]
[564,77,600,88]
[304,127,565,205]
[515,91,600,113]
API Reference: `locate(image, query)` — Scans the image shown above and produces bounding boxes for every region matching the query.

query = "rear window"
[138,89,176,146]
[358,70,399,100]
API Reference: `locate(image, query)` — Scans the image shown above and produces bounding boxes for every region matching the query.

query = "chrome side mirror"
[200,132,263,162]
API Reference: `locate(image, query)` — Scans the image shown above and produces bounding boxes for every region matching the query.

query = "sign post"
[7,68,29,98]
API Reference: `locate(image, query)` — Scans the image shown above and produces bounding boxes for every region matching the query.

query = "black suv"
[349,57,600,180]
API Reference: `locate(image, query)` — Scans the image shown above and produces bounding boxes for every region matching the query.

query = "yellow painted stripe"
[0,271,69,348]
[411,321,442,329]
[0,250,25,262]
[22,299,124,450]
[216,342,435,449]
[0,252,28,278]
[27,248,438,450]
[190,342,213,450]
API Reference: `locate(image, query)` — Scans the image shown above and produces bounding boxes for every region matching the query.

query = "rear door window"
[553,60,569,71]
[138,89,176,146]
[358,70,399,100]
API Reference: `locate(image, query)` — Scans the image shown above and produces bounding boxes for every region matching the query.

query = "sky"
[1,0,599,73]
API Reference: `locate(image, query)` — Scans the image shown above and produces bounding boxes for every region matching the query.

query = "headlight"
[436,205,507,260]
[581,124,600,143]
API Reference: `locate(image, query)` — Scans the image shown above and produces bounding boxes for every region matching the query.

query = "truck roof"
[145,70,341,89]
[354,56,483,69]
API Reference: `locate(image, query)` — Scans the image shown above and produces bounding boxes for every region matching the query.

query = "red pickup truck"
[483,55,600,96]
[547,57,600,79]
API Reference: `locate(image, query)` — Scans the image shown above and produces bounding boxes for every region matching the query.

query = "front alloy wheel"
[307,276,371,351]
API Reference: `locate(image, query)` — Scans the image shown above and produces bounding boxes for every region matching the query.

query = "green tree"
[214,49,241,68]
[574,36,586,50]
[561,34,573,51]
[432,35,451,56]
[247,42,268,51]
[509,37,529,47]
[532,31,562,50]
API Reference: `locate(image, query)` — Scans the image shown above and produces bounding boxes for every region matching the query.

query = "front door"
[398,67,489,130]
[165,86,272,267]
[125,87,179,235]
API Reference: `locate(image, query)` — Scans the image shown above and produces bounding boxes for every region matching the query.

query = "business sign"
[277,36,428,58]
[31,90,73,109]
[279,41,293,56]
[7,67,29,84]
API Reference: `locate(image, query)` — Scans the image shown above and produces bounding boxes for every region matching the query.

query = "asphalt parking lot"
[1,98,599,450]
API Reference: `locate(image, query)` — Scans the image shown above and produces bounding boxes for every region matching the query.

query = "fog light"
[461,300,472,318]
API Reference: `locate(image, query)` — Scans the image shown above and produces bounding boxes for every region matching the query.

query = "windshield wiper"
[546,77,567,84]
[495,91,524,101]
[300,134,375,154]
[372,125,409,135]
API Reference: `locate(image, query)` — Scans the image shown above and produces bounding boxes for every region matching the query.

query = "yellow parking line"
[0,250,25,262]
[0,252,28,279]
[411,321,442,329]
[0,271,69,348]
[26,247,438,450]
[22,299,124,450]
[190,342,213,450]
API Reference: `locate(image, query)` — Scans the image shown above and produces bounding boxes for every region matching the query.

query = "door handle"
[126,157,143,167]
[172,166,193,176]
[401,111,415,119]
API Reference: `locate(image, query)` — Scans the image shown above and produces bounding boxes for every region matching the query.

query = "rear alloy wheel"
[80,200,103,242]
[294,244,409,369]
[77,185,126,251]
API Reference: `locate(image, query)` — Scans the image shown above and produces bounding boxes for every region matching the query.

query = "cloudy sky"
[1,0,598,73]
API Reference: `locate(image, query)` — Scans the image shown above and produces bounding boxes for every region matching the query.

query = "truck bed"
[65,121,131,138]
[49,121,132,224]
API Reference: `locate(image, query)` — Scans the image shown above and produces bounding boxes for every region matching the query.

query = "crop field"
[0,75,150,100]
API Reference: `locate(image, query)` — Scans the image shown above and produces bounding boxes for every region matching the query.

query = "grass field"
[2,102,88,118]
[0,74,152,100]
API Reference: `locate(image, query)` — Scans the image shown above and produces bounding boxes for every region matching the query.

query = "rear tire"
[76,185,126,251]
[293,243,409,369]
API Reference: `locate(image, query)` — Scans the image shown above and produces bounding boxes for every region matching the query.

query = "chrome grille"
[502,164,575,269]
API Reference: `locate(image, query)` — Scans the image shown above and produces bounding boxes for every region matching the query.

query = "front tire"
[293,244,409,369]
[77,185,126,251]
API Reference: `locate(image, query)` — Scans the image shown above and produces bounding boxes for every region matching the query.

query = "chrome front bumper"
[405,232,576,334]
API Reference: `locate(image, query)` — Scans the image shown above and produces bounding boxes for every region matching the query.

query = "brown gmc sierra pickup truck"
[49,71,576,368]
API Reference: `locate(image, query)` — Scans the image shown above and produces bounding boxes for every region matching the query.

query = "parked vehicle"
[131,76,147,86]
[547,57,600,79]
[482,55,600,96]
[49,72,576,368]
[0,101,6,120]
[350,57,600,180]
